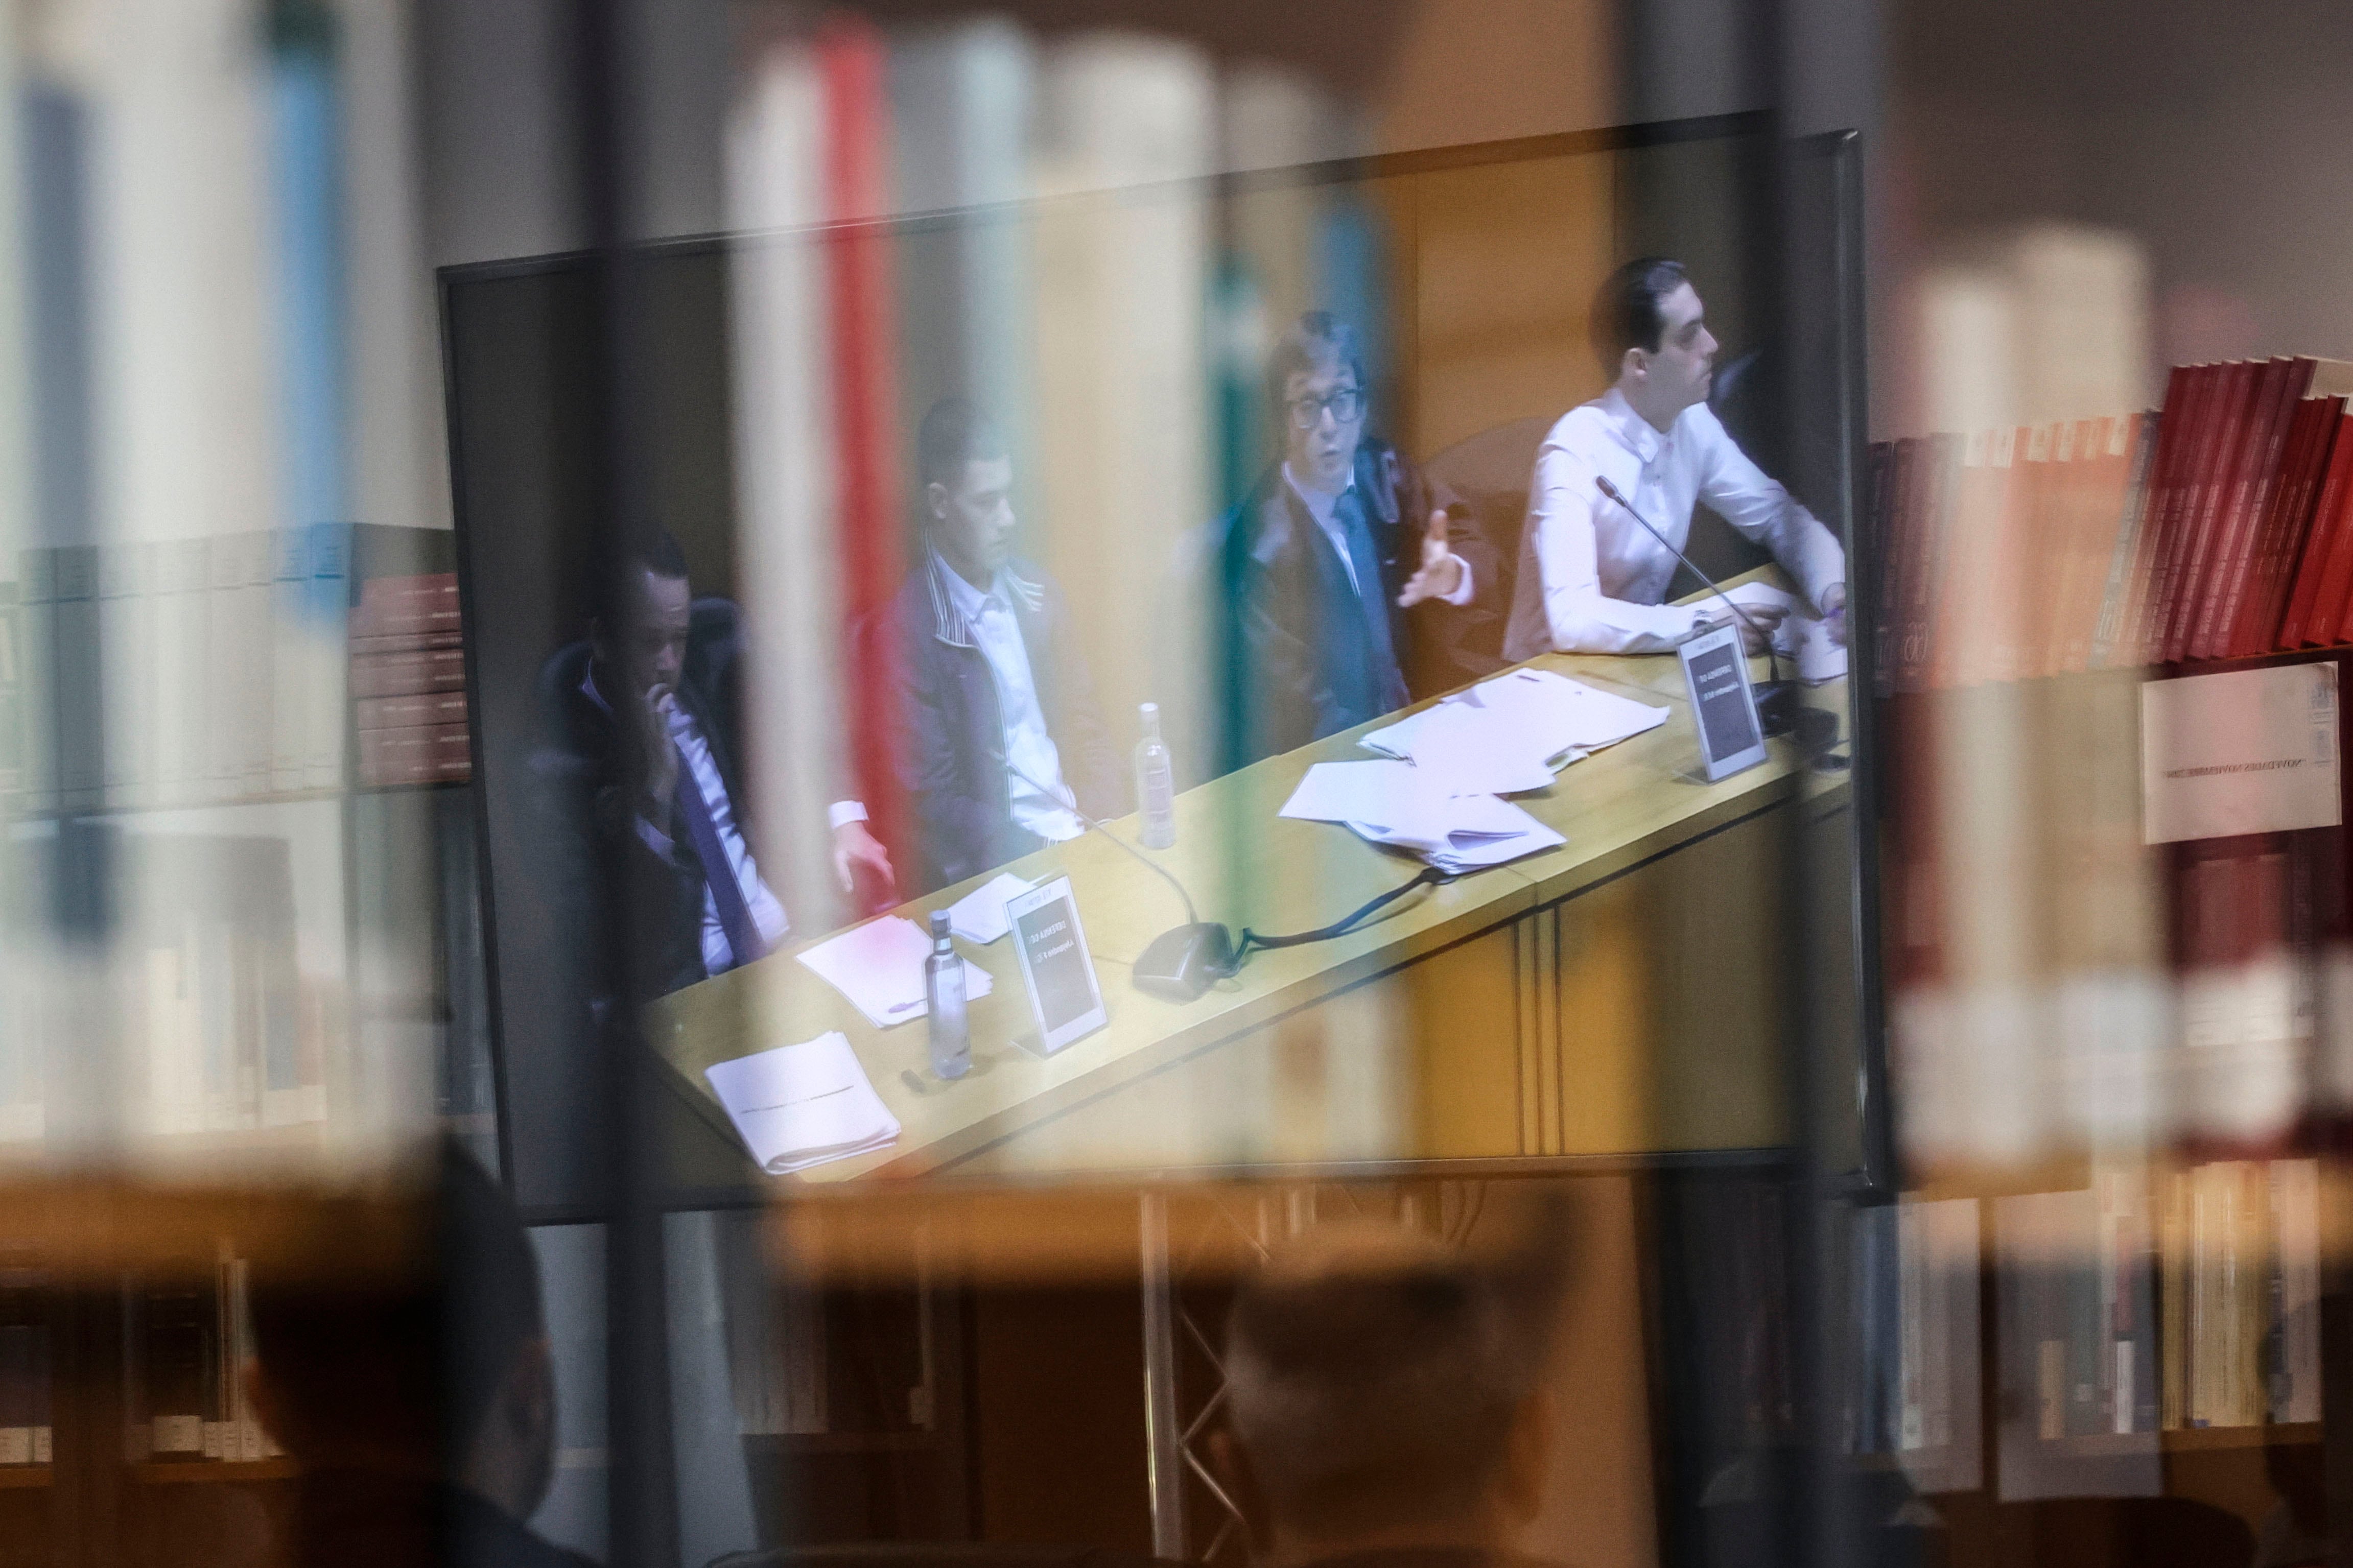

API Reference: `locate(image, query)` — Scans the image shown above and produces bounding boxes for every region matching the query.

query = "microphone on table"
[1003,759,1239,1002]
[1001,757,1454,1002]
[1593,474,1828,745]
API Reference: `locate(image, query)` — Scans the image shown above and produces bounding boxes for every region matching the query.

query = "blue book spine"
[269,4,347,532]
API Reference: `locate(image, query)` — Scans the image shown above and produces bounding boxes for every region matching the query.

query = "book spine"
[2165,362,2258,663]
[0,584,21,798]
[353,691,465,730]
[2229,397,2325,658]
[2136,371,2221,668]
[2197,359,2308,659]
[2260,402,2345,650]
[269,528,310,791]
[51,544,98,809]
[305,521,350,788]
[2086,414,2155,669]
[356,722,470,787]
[349,646,464,698]
[2298,420,2353,646]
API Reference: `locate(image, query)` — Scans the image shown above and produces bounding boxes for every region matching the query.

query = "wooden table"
[646,571,1853,1185]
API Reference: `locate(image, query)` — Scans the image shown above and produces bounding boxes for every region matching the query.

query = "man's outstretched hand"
[1395,509,1465,608]
[832,820,896,906]
[1819,582,1849,647]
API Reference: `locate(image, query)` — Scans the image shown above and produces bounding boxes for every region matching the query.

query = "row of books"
[1854,1162,2323,1493]
[1871,356,2353,692]
[352,572,471,788]
[2,825,327,1144]
[0,529,473,811]
[128,1247,280,1464]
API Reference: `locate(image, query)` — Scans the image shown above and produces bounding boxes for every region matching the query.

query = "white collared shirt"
[581,667,789,974]
[1281,463,1476,607]
[936,554,1085,844]
[1501,388,1846,659]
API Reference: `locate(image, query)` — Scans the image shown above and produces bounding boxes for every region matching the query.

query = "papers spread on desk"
[946,872,1033,944]
[1279,759,1566,872]
[796,916,994,1027]
[1723,581,1848,685]
[704,1030,900,1174]
[1362,668,1669,786]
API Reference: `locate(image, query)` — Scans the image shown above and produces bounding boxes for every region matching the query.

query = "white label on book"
[31,1428,49,1464]
[2142,663,2340,844]
[152,1414,203,1454]
[0,1428,29,1465]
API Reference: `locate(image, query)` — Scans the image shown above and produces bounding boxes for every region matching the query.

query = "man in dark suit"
[870,398,1123,893]
[1219,312,1501,772]
[533,529,891,999]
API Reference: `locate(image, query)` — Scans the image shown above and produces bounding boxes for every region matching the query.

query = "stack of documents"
[945,872,1033,944]
[704,1031,900,1174]
[1363,669,1669,790]
[797,916,994,1027]
[1280,760,1566,872]
[1278,671,1666,873]
[1724,581,1848,685]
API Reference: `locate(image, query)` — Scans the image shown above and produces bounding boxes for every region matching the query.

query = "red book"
[355,690,468,730]
[2273,410,2348,647]
[2229,396,2337,657]
[350,646,465,698]
[2161,359,2260,661]
[819,15,910,904]
[352,573,461,640]
[2124,365,2208,661]
[2195,357,2311,659]
[2293,418,2353,645]
[358,721,472,787]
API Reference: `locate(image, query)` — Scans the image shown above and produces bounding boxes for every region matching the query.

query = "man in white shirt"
[868,399,1123,891]
[1502,258,1849,661]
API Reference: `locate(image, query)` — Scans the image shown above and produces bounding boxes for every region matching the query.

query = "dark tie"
[1334,487,1408,710]
[670,740,765,971]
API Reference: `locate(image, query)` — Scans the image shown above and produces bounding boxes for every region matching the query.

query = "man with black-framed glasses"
[1219,312,1499,771]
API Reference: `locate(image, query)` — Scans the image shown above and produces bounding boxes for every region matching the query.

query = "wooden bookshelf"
[132,1457,298,1484]
[0,1466,51,1489]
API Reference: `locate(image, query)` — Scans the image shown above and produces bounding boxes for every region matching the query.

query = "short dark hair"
[1224,1219,1559,1540]
[247,1140,544,1467]
[1264,313,1366,427]
[625,526,690,582]
[917,397,1008,494]
[1591,256,1690,374]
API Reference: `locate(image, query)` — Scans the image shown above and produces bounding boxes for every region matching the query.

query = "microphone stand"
[1594,475,1803,740]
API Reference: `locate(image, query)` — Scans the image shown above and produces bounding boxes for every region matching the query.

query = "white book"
[704,1031,899,1175]
[726,26,846,937]
[1030,33,1214,764]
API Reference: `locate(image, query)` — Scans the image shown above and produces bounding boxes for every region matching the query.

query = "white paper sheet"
[946,872,1033,944]
[1725,581,1848,686]
[1363,669,1667,771]
[703,1031,900,1174]
[1280,760,1449,824]
[2142,662,2341,844]
[795,916,994,1027]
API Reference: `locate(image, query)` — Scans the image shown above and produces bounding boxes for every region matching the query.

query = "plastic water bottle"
[1135,702,1176,849]
[924,910,970,1080]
